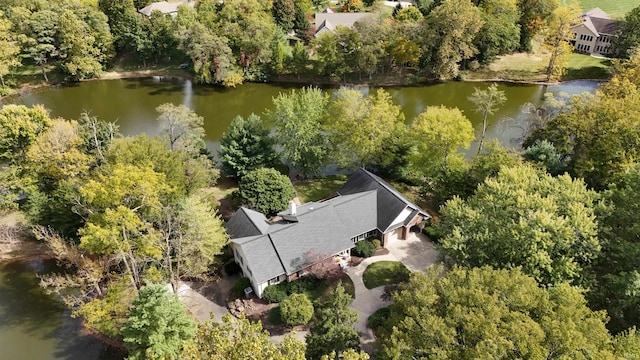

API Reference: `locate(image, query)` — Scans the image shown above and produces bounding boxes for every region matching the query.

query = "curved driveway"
[345,232,438,352]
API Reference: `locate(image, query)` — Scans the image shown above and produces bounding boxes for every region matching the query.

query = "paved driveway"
[345,232,439,352]
[387,231,439,273]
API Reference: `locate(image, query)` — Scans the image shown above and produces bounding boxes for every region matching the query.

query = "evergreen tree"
[305,283,360,360]
[218,114,278,180]
[121,284,197,360]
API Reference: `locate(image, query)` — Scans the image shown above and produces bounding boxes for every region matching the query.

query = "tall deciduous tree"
[613,5,640,58]
[440,165,600,286]
[328,88,405,168]
[0,11,20,88]
[524,78,640,190]
[267,87,331,177]
[237,167,296,215]
[543,2,581,81]
[98,0,143,53]
[156,103,205,154]
[516,0,557,51]
[0,104,51,162]
[381,266,618,359]
[474,0,521,64]
[591,163,640,334]
[306,283,360,360]
[468,83,506,153]
[425,0,483,79]
[182,313,306,360]
[409,106,474,177]
[25,9,58,82]
[121,284,197,360]
[218,114,278,180]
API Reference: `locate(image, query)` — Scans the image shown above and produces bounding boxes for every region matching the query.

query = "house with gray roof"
[314,12,371,38]
[138,0,195,17]
[571,8,619,55]
[227,168,429,297]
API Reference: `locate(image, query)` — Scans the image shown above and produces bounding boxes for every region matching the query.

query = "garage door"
[386,227,403,246]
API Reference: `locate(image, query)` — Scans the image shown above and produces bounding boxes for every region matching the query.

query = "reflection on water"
[0,259,124,360]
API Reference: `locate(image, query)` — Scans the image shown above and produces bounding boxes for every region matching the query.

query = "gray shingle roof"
[231,235,287,284]
[229,191,377,278]
[338,168,429,232]
[138,0,194,16]
[225,207,270,238]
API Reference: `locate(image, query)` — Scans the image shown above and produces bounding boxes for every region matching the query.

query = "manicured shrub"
[372,239,381,249]
[423,224,442,243]
[367,307,390,330]
[232,277,252,298]
[280,293,314,326]
[224,261,241,276]
[288,275,321,294]
[263,283,288,303]
[354,240,376,258]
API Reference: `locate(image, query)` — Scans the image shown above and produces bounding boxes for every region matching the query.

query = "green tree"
[613,5,640,58]
[218,114,278,180]
[281,293,314,326]
[409,106,474,177]
[328,88,405,168]
[237,167,295,215]
[98,0,143,53]
[56,9,104,80]
[425,0,483,79]
[178,23,241,87]
[290,41,309,77]
[0,11,20,88]
[0,104,51,162]
[468,83,506,153]
[543,2,581,81]
[273,0,296,31]
[517,0,557,51]
[380,266,616,359]
[182,313,306,360]
[440,165,600,286]
[590,164,640,333]
[305,283,360,360]
[523,139,565,175]
[121,284,197,360]
[474,0,521,64]
[24,9,58,82]
[162,193,229,288]
[267,87,332,177]
[395,6,423,22]
[156,103,205,154]
[524,79,640,190]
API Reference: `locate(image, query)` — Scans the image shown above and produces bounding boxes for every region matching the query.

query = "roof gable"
[338,168,428,232]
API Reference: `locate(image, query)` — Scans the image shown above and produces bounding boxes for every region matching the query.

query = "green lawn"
[293,175,349,203]
[362,261,410,289]
[563,53,612,80]
[565,0,637,18]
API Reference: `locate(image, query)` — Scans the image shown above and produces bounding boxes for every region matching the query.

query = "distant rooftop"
[138,0,195,17]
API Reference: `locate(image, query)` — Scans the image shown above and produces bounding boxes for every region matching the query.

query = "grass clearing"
[293,175,349,203]
[467,52,549,82]
[362,261,410,289]
[564,0,636,18]
[563,53,612,80]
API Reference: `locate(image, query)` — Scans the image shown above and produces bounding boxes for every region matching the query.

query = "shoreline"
[1,68,610,101]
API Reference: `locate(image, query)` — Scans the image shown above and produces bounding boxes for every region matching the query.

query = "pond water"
[0,259,123,360]
[0,78,600,358]
[3,78,600,154]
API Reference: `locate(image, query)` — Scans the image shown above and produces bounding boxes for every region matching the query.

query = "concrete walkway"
[345,232,439,352]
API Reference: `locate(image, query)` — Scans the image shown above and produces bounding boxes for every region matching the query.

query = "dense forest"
[2,0,640,358]
[1,0,640,92]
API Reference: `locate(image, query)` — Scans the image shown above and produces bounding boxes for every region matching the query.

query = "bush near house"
[232,277,252,298]
[367,307,390,331]
[353,240,376,258]
[280,294,314,326]
[262,275,323,304]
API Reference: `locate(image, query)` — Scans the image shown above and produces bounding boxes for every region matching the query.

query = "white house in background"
[225,168,429,298]
[314,12,371,37]
[138,0,195,17]
[571,8,619,56]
